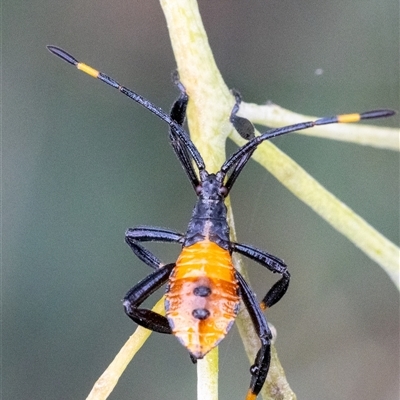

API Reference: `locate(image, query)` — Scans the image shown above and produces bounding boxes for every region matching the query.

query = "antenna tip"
[47,45,78,66]
[360,109,397,120]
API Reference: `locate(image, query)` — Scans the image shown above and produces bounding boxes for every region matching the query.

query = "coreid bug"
[47,45,395,400]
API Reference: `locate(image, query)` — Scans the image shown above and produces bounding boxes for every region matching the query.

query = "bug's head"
[195,170,228,200]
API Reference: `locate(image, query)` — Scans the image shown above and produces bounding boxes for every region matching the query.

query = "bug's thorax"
[165,239,240,359]
[184,171,230,249]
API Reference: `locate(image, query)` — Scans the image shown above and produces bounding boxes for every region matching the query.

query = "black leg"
[230,89,255,140]
[232,242,290,310]
[170,71,188,126]
[124,226,184,333]
[236,271,272,400]
[125,226,184,270]
[169,71,202,190]
[123,263,175,334]
[223,90,256,192]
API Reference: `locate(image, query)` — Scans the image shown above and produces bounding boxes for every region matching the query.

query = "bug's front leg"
[125,226,184,270]
[169,72,203,189]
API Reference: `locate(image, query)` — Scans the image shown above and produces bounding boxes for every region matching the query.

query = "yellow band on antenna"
[77,63,99,78]
[337,113,361,123]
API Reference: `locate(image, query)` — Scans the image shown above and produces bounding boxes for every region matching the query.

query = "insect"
[47,45,394,400]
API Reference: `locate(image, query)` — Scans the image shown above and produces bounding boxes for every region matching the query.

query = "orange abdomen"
[165,240,240,359]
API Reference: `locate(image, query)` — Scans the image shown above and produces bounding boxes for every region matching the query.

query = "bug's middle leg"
[232,242,290,310]
[123,263,175,333]
[124,226,184,333]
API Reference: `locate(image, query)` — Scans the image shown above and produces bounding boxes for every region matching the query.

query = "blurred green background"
[3,1,399,399]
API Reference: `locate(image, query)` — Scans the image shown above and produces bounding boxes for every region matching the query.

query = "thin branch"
[240,102,399,151]
[197,347,219,400]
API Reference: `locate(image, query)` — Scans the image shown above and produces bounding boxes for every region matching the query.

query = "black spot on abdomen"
[192,308,210,320]
[193,285,212,297]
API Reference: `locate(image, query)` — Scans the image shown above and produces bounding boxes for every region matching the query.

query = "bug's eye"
[195,185,202,195]
[219,186,228,197]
